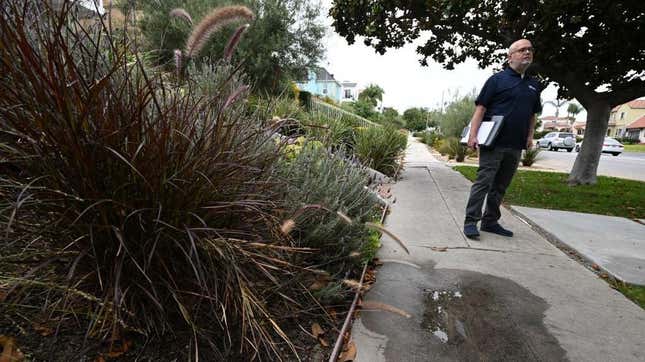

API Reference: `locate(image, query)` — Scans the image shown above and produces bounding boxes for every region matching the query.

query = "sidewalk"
[353,136,645,361]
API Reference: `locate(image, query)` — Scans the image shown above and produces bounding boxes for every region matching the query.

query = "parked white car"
[536,132,576,152]
[575,137,624,156]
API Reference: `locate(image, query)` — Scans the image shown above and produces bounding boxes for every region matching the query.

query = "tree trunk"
[568,100,610,185]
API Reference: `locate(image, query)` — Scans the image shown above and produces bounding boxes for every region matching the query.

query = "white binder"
[460,115,504,147]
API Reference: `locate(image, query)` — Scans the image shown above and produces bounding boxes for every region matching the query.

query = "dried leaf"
[430,246,448,252]
[32,323,53,336]
[339,341,357,361]
[106,340,132,358]
[280,219,296,235]
[591,264,600,271]
[311,323,324,338]
[342,279,362,290]
[0,335,24,362]
[309,279,328,291]
[361,300,411,318]
[318,337,329,347]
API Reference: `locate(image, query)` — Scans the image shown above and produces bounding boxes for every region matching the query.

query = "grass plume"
[224,24,250,61]
[169,8,193,25]
[185,6,255,58]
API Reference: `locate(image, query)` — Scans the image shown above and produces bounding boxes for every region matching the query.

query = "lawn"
[453,166,645,219]
[624,144,645,152]
[454,166,645,309]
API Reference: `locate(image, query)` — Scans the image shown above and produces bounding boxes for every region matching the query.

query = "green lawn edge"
[453,166,644,219]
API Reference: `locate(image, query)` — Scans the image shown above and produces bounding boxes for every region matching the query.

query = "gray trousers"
[464,147,521,226]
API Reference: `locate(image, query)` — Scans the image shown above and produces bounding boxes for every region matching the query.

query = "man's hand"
[526,138,533,149]
[468,135,478,150]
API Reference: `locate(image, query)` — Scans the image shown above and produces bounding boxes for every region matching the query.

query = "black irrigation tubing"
[328,201,390,362]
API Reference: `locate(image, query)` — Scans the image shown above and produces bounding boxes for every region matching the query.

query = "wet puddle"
[421,282,548,359]
[359,262,568,361]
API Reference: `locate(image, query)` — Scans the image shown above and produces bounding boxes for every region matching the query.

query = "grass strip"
[623,144,645,153]
[454,166,644,219]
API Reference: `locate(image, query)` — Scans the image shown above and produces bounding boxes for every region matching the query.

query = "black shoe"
[481,223,513,237]
[463,224,480,239]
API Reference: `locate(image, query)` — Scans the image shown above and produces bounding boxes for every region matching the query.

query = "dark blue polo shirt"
[475,67,543,150]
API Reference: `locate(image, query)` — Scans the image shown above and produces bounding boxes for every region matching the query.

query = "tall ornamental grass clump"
[0,1,311,359]
[353,126,407,176]
[522,147,541,166]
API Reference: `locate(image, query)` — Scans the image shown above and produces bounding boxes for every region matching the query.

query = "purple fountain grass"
[185,6,255,59]
[169,8,193,25]
[224,24,250,61]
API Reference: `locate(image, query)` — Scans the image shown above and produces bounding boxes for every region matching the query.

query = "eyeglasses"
[512,46,534,54]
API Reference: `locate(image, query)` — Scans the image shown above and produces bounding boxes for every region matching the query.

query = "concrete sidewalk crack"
[424,166,472,247]
[410,244,559,257]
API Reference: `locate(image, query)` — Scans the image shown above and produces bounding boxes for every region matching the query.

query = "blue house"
[296,67,344,103]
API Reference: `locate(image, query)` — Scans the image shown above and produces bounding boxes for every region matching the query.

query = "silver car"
[536,132,576,152]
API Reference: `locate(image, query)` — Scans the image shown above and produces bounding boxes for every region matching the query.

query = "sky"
[318,1,586,121]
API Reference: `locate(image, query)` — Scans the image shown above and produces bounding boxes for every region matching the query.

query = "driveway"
[533,150,645,181]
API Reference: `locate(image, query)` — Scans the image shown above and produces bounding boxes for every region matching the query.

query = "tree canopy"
[330,0,645,184]
[358,84,384,107]
[402,107,429,131]
[135,0,325,93]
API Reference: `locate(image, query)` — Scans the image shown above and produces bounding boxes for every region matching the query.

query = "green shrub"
[436,137,467,161]
[533,130,550,140]
[277,145,380,276]
[304,112,356,149]
[616,136,638,145]
[421,131,441,146]
[522,147,542,166]
[353,126,407,176]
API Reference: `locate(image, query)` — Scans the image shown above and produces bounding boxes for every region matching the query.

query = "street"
[533,149,645,182]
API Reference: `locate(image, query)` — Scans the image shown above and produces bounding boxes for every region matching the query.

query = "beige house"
[608,99,645,137]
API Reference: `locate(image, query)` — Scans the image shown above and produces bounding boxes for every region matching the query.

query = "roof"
[540,116,570,121]
[626,115,645,129]
[314,67,336,81]
[628,100,645,109]
[611,98,645,112]
[543,121,572,128]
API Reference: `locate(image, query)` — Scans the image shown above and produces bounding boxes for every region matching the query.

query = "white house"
[340,81,357,102]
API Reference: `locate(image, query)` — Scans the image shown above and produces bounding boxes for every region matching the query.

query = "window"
[344,89,352,99]
[620,112,625,120]
[322,88,327,94]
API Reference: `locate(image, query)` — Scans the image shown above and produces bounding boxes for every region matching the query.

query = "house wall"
[608,104,645,137]
[295,70,342,103]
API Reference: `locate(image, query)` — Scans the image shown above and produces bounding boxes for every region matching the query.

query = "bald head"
[507,39,534,74]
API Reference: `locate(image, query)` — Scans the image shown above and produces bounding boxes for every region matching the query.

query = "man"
[463,39,543,239]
